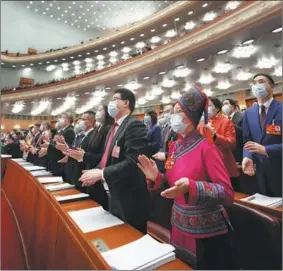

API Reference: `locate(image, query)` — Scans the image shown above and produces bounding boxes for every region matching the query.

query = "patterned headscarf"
[177,84,208,126]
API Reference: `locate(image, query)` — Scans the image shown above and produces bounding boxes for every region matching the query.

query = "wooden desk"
[2,160,191,270]
[234,192,282,220]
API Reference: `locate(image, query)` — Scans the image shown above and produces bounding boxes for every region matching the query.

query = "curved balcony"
[1,1,195,64]
[1,0,281,103]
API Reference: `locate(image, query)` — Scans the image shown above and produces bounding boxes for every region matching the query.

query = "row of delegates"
[198,97,240,191]
[79,88,151,234]
[137,86,237,270]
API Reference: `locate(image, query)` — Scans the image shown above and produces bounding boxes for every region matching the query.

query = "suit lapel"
[261,100,278,141]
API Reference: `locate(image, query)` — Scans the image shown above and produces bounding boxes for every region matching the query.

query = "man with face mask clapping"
[242,73,282,197]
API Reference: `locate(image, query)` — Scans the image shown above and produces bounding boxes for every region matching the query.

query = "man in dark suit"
[27,124,41,164]
[46,112,75,176]
[242,73,282,197]
[79,88,150,234]
[222,99,244,163]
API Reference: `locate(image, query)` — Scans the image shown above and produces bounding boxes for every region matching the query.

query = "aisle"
[1,190,27,270]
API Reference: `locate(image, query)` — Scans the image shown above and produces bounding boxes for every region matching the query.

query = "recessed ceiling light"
[42,11,46,15]
[30,63,34,66]
[103,48,107,50]
[70,56,74,59]
[242,39,254,45]
[159,71,166,75]
[35,9,38,12]
[272,27,282,33]
[50,14,53,18]
[78,54,82,57]
[174,18,180,21]
[41,0,44,2]
[46,61,50,64]
[95,50,99,53]
[188,11,193,15]
[86,52,90,55]
[58,18,61,21]
[1,63,4,65]
[21,65,25,67]
[85,92,90,94]
[57,7,60,10]
[46,7,49,10]
[38,62,42,65]
[29,1,33,4]
[112,44,116,48]
[27,5,30,8]
[140,33,144,37]
[121,41,125,44]
[54,60,58,62]
[49,3,52,6]
[196,58,205,62]
[130,37,135,41]
[143,76,150,80]
[65,10,68,13]
[117,84,123,87]
[57,97,62,100]
[202,3,208,7]
[217,49,228,55]
[151,29,155,32]
[64,21,67,23]
[162,24,167,27]
[69,6,72,9]
[72,1,76,4]
[12,65,16,68]
[83,28,86,31]
[80,5,83,8]
[61,14,64,17]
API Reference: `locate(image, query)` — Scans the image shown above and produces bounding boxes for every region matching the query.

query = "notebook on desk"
[240,193,282,208]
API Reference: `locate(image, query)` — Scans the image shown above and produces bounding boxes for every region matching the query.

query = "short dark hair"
[209,97,222,113]
[42,121,51,130]
[223,98,237,109]
[145,110,158,125]
[114,88,136,112]
[83,110,96,118]
[34,123,41,128]
[62,112,74,123]
[253,73,275,86]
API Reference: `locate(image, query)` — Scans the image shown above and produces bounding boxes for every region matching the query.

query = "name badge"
[266,121,281,135]
[111,143,120,158]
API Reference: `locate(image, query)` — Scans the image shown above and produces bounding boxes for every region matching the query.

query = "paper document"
[17,162,32,166]
[45,183,75,191]
[30,170,53,177]
[1,154,12,158]
[68,206,124,233]
[12,158,26,162]
[138,252,175,270]
[38,177,63,184]
[101,234,175,270]
[22,165,46,171]
[55,193,89,202]
[240,193,282,208]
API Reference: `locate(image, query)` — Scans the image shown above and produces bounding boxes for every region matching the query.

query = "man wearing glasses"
[242,73,282,197]
[79,88,150,233]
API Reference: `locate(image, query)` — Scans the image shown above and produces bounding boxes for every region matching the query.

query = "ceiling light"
[196,58,205,62]
[64,21,67,23]
[117,84,123,87]
[161,96,171,104]
[171,91,181,100]
[30,64,34,66]
[217,49,228,55]
[216,80,232,90]
[235,70,253,81]
[86,63,93,68]
[29,1,33,4]
[121,41,125,44]
[162,24,167,27]
[165,29,176,38]
[85,92,90,94]
[27,6,30,8]
[145,92,156,101]
[184,21,196,30]
[203,88,213,96]
[86,52,90,55]
[96,54,104,60]
[232,45,257,58]
[242,39,254,45]
[272,27,282,33]
[173,67,191,77]
[54,60,58,62]
[125,80,141,90]
[140,33,145,37]
[46,7,49,10]
[143,76,150,80]
[62,58,66,61]
[112,45,116,48]
[225,1,241,11]
[109,51,118,57]
[161,79,175,88]
[152,87,163,95]
[202,3,208,7]
[49,3,52,6]
[174,18,180,22]
[122,47,131,53]
[69,6,71,9]
[38,62,42,65]
[74,65,81,70]
[137,98,146,105]
[31,99,51,116]
[202,11,217,22]
[130,37,135,41]
[273,66,282,76]
[198,73,215,84]
[109,57,117,64]
[85,58,93,63]
[103,47,107,51]
[62,67,69,71]
[105,87,111,90]
[23,67,32,72]
[70,56,74,59]
[12,102,25,114]
[159,71,166,75]
[46,61,50,64]
[12,65,16,68]
[73,60,80,65]
[150,36,161,43]
[35,9,38,12]
[188,11,193,15]
[46,65,56,71]
[136,41,146,49]
[213,62,233,73]
[57,7,60,10]
[73,1,76,4]
[121,54,130,60]
[98,60,105,66]
[151,29,155,32]
[257,56,277,69]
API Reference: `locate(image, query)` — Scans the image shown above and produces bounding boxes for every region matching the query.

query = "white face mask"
[170,114,188,134]
[108,101,119,118]
[252,83,269,99]
[208,106,216,119]
[95,110,105,123]
[163,113,171,123]
[222,104,232,115]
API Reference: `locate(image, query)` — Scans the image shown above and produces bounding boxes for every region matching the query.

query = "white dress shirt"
[258,98,273,115]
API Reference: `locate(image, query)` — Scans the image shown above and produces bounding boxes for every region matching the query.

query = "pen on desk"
[246,196,256,202]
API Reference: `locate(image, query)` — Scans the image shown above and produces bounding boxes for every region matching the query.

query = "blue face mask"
[252,83,268,98]
[108,101,119,118]
[170,114,188,134]
[144,115,151,125]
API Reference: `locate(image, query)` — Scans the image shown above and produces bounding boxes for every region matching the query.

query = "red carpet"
[1,191,27,270]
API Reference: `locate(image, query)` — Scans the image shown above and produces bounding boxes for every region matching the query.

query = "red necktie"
[100,123,117,169]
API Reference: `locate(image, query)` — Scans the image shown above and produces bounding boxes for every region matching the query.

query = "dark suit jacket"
[147,124,162,156]
[102,115,150,232]
[47,125,75,176]
[243,100,282,196]
[27,133,41,164]
[232,112,244,163]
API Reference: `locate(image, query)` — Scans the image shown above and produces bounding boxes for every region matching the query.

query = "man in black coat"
[222,99,244,163]
[79,88,150,234]
[46,112,75,176]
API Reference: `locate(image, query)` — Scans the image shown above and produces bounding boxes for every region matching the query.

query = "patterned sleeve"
[147,172,167,191]
[187,144,234,206]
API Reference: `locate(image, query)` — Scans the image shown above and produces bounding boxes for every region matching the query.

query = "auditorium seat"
[1,190,28,270]
[147,221,170,244]
[226,202,282,270]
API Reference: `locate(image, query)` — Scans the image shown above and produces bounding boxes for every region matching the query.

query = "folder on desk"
[1,154,12,158]
[38,176,63,184]
[68,206,124,233]
[240,193,282,208]
[101,234,175,270]
[12,158,26,162]
[45,183,75,191]
[22,165,46,171]
[55,193,89,202]
[30,170,53,177]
